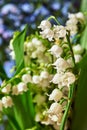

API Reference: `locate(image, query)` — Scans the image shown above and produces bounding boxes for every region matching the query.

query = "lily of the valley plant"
[0,12,86,130]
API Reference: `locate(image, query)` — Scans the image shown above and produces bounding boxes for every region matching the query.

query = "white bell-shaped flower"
[40,71,49,79]
[17,82,28,93]
[48,102,62,114]
[1,83,11,94]
[49,88,63,102]
[22,74,32,83]
[40,28,54,41]
[51,73,63,84]
[53,57,70,71]
[62,72,75,87]
[12,86,19,95]
[49,45,63,58]
[2,96,13,108]
[38,20,51,30]
[32,75,41,84]
[53,25,67,39]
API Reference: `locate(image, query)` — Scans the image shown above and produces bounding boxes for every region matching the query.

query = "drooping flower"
[53,57,70,71]
[53,25,67,39]
[49,88,63,102]
[40,28,54,41]
[38,20,51,30]
[1,83,11,94]
[48,45,63,58]
[17,82,28,94]
[48,102,62,115]
[22,73,32,83]
[2,96,13,108]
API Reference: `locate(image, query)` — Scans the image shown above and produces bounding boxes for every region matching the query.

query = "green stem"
[66,34,76,67]
[47,16,60,25]
[60,84,74,130]
[0,67,29,90]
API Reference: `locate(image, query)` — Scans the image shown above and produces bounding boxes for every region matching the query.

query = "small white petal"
[22,74,32,83]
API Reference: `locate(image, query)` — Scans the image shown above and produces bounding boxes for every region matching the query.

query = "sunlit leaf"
[12,25,27,74]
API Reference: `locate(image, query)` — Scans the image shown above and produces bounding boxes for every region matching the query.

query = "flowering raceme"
[0,12,85,130]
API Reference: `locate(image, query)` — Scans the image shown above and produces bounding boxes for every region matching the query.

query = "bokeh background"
[0,0,82,129]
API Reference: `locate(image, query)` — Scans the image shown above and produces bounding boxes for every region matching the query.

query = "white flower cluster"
[40,45,75,129]
[1,12,85,130]
[35,13,85,130]
[24,37,51,65]
[66,12,85,35]
[24,38,45,59]
[9,37,50,64]
[38,20,67,41]
[1,73,32,98]
[32,71,52,88]
[38,12,85,42]
[12,73,32,95]
[0,96,13,111]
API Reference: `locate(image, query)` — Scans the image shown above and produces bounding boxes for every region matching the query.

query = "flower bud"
[74,54,82,63]
[73,44,84,54]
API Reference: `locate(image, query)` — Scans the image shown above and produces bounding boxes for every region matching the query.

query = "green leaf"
[4,108,22,130]
[80,0,87,50]
[80,25,87,50]
[12,25,27,74]
[25,126,37,130]
[71,54,87,130]
[80,0,87,12]
[12,91,35,129]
